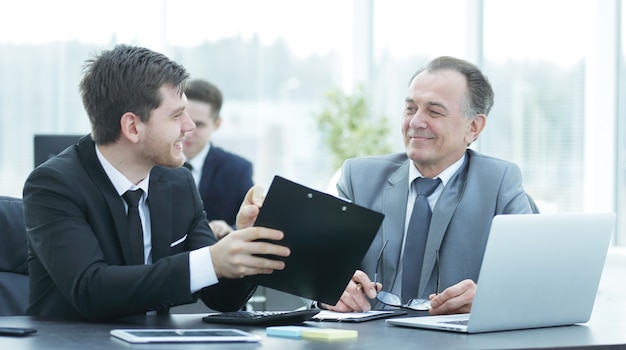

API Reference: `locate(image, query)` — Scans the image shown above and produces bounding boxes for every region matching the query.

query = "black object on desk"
[0,327,37,336]
[202,309,320,326]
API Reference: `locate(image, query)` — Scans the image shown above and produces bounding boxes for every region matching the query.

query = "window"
[0,0,352,196]
[480,0,592,214]
[1,0,623,244]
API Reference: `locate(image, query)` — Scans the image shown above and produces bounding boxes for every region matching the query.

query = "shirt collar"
[408,153,466,188]
[95,144,150,197]
[186,142,211,171]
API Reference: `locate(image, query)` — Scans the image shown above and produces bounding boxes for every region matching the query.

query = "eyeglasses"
[374,240,440,311]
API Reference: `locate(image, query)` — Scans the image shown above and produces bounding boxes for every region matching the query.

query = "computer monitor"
[33,134,84,168]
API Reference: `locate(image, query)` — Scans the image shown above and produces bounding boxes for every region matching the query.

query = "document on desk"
[313,310,407,322]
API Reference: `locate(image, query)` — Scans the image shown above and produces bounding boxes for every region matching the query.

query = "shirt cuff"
[189,246,218,293]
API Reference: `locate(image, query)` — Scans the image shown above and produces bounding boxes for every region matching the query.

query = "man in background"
[183,79,254,239]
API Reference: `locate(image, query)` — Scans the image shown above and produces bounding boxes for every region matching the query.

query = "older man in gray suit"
[320,56,535,315]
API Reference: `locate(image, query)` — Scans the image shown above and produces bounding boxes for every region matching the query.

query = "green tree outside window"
[313,85,392,171]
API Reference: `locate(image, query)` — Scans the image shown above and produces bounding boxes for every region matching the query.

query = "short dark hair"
[79,44,190,144]
[411,56,494,118]
[184,79,223,120]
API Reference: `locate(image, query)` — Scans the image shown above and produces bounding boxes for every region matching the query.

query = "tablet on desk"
[246,176,384,306]
[109,329,261,343]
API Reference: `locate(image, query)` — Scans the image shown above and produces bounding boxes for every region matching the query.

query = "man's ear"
[466,114,487,145]
[120,112,142,143]
[214,116,223,131]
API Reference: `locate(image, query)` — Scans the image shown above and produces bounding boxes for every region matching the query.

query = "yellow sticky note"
[301,328,358,341]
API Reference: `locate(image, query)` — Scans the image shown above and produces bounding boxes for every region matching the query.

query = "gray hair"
[410,56,494,119]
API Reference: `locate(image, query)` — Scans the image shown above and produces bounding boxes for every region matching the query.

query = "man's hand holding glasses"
[374,242,438,312]
[376,239,476,315]
[428,279,476,315]
[317,240,477,315]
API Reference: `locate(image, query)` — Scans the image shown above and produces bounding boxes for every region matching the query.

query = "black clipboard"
[246,176,384,306]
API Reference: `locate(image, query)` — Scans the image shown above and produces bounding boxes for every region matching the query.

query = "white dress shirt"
[95,145,218,293]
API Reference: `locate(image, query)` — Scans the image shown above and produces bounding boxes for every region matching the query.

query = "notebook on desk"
[245,175,384,306]
[386,212,615,333]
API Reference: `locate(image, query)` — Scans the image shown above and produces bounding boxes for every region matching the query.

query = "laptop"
[245,175,384,305]
[386,212,615,333]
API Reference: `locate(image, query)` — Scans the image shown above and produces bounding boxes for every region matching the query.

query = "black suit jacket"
[23,136,254,321]
[198,145,253,226]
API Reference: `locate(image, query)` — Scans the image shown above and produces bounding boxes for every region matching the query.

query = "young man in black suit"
[22,44,290,321]
[182,79,254,239]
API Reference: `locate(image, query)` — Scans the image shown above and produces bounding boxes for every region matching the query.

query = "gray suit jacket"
[337,149,533,307]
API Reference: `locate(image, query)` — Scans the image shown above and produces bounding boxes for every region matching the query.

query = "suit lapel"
[77,136,135,264]
[382,161,410,291]
[147,168,172,262]
[418,155,470,296]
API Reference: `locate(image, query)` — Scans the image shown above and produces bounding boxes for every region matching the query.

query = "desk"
[1,300,626,349]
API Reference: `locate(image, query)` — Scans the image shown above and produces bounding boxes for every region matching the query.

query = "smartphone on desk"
[0,327,37,336]
[110,328,261,343]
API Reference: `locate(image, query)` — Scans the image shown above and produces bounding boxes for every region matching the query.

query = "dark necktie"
[401,177,441,303]
[122,189,145,265]
[182,162,193,170]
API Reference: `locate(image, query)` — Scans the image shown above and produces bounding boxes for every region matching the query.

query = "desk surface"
[1,300,626,349]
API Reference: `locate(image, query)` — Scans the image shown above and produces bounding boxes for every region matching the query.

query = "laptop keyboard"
[202,309,320,326]
[441,319,469,326]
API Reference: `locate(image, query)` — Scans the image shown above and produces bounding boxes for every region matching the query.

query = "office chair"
[0,195,29,316]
